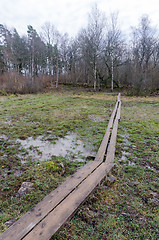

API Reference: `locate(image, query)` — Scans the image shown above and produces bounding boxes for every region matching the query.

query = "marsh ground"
[0,87,159,239]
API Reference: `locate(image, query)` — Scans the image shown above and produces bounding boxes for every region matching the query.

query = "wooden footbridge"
[0,94,121,240]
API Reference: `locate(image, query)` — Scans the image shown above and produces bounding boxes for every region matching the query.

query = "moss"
[43,161,62,173]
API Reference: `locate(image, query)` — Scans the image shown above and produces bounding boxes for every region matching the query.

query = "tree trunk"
[111,57,114,92]
[56,62,59,89]
[94,63,97,91]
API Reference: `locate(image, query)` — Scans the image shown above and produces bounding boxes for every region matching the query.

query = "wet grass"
[52,93,159,240]
[0,88,113,233]
[0,89,159,239]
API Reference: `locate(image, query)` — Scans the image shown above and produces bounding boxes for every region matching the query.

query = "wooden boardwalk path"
[0,94,121,240]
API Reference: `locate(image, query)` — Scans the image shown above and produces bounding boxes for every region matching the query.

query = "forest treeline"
[0,6,159,95]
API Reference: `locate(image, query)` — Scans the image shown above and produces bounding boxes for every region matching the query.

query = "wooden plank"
[23,162,114,240]
[95,94,120,162]
[117,99,121,121]
[117,93,121,101]
[0,161,102,240]
[105,100,121,164]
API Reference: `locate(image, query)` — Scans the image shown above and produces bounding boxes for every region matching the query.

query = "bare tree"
[27,25,46,82]
[131,15,157,91]
[1,11,159,94]
[78,5,105,90]
[0,24,13,71]
[60,33,70,82]
[103,13,124,91]
[41,22,61,88]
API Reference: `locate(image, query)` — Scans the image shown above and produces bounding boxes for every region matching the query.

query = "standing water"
[17,133,95,162]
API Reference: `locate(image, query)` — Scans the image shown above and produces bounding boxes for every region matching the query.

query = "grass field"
[0,87,159,239]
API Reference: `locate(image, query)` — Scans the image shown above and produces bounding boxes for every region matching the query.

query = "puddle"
[128,160,136,166]
[88,114,106,122]
[121,151,131,161]
[17,133,96,162]
[121,133,131,149]
[0,135,8,141]
[120,127,132,153]
[120,128,133,164]
[4,120,12,125]
[13,170,24,177]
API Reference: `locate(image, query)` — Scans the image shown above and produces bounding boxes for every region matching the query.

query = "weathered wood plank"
[0,161,102,240]
[117,93,121,102]
[105,100,121,164]
[95,102,118,161]
[23,162,114,240]
[95,93,120,162]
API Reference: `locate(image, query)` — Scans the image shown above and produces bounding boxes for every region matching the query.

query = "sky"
[0,0,159,37]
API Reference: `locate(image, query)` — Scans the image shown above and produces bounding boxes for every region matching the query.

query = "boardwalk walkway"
[0,93,121,240]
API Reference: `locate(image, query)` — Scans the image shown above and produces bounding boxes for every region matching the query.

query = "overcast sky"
[0,0,159,37]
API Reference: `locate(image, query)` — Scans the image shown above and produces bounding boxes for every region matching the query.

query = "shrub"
[0,71,53,94]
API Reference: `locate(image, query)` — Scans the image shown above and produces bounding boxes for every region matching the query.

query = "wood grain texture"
[0,161,102,240]
[105,100,121,164]
[95,93,120,162]
[23,163,114,240]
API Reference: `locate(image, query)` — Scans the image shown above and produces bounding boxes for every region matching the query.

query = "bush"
[0,71,52,94]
